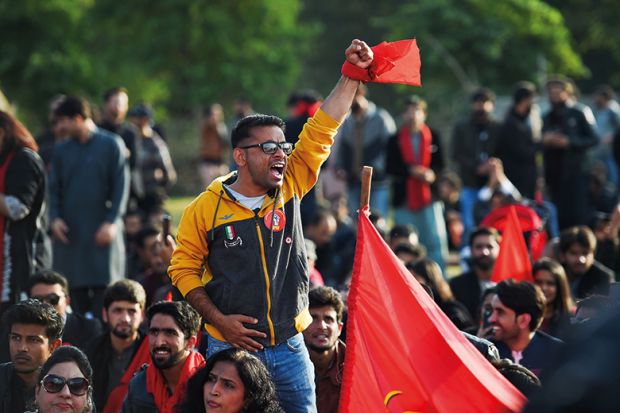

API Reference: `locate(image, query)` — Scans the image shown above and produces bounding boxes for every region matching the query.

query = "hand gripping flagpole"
[360,166,373,211]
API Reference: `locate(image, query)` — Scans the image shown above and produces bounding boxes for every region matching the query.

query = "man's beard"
[470,255,495,271]
[111,324,135,339]
[306,342,336,353]
[551,101,567,111]
[151,347,186,370]
[472,110,489,123]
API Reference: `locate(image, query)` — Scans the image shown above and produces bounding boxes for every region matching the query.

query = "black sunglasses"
[31,293,63,306]
[41,374,90,396]
[238,141,294,155]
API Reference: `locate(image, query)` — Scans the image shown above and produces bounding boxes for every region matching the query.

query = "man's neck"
[104,116,122,127]
[474,267,492,281]
[308,346,337,377]
[408,122,422,133]
[15,369,39,389]
[228,177,268,198]
[161,354,189,393]
[77,120,96,143]
[506,331,535,353]
[110,331,138,354]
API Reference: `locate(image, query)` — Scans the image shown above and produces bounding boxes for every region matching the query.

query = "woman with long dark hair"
[533,257,575,337]
[0,110,47,311]
[179,348,283,413]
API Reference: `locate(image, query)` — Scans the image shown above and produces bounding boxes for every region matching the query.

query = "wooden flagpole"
[360,166,373,209]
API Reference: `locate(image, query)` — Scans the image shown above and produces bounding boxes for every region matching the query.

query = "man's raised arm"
[320,39,374,123]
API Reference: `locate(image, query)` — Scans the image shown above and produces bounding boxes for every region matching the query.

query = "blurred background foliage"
[0,0,618,195]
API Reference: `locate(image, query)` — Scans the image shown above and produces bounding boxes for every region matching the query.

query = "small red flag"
[339,207,526,413]
[491,205,534,283]
[341,39,422,86]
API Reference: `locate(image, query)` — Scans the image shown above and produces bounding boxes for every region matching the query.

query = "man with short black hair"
[303,286,346,413]
[335,83,396,217]
[451,88,502,239]
[50,95,129,317]
[386,95,448,269]
[86,280,149,413]
[559,225,613,299]
[98,87,141,209]
[28,270,102,349]
[127,225,161,278]
[450,227,501,320]
[495,81,541,199]
[543,76,598,229]
[489,279,563,376]
[170,39,378,412]
[0,299,63,412]
[121,300,204,413]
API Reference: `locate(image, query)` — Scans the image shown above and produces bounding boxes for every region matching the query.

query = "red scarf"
[146,351,206,413]
[104,337,151,413]
[398,125,432,211]
[0,150,16,302]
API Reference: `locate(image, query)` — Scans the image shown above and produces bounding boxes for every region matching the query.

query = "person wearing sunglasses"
[169,39,375,412]
[28,270,103,350]
[29,345,94,413]
[0,299,63,413]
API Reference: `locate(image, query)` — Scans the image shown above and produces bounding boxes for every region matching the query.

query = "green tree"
[0,0,95,121]
[0,0,313,121]
[545,0,620,89]
[81,0,314,114]
[380,0,586,96]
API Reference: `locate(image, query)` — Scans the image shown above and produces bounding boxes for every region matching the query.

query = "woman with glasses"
[28,346,93,413]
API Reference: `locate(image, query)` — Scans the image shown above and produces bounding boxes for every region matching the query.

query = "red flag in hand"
[342,39,422,86]
[339,207,526,413]
[491,205,534,283]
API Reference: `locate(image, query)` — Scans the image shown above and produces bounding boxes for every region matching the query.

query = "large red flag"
[339,207,526,413]
[491,205,533,283]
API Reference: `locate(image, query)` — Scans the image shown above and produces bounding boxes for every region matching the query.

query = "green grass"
[165,196,196,230]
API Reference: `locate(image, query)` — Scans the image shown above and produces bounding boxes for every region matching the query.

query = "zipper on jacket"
[254,216,276,346]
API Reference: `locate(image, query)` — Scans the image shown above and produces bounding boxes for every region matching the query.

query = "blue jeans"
[459,187,479,248]
[393,202,449,272]
[207,334,317,413]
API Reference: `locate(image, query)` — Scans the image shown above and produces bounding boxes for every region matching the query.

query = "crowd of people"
[1,36,620,413]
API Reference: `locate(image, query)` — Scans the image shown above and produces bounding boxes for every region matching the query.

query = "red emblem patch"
[264,209,286,232]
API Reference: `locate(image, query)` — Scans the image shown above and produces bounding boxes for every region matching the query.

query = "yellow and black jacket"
[169,109,340,346]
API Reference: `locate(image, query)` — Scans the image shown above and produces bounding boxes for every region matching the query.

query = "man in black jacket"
[449,227,501,321]
[86,280,148,413]
[559,225,614,299]
[28,270,102,350]
[495,82,541,199]
[0,299,63,413]
[98,86,141,211]
[451,88,502,242]
[543,76,598,229]
[121,301,203,413]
